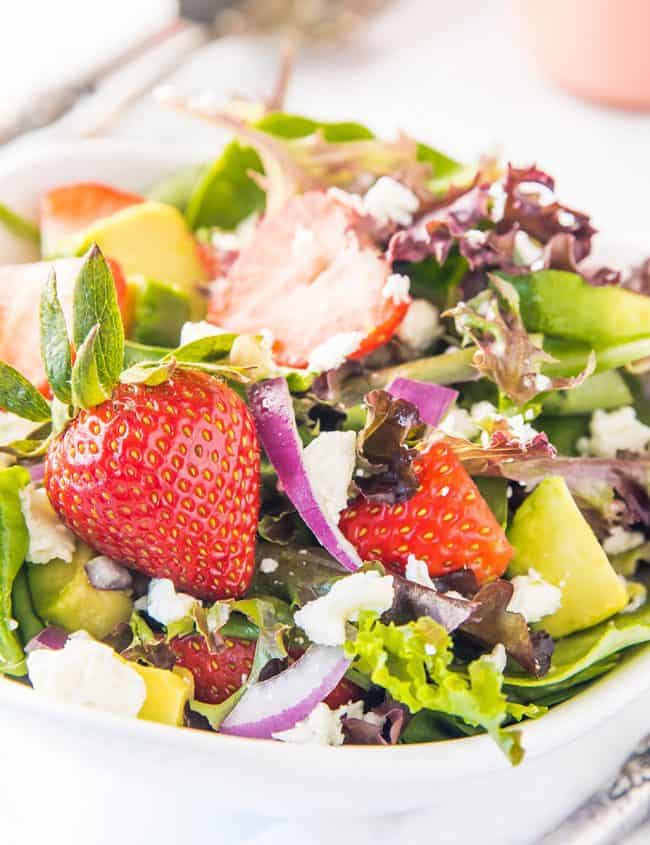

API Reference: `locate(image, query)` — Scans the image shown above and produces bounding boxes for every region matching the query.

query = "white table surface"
[1,2,650,842]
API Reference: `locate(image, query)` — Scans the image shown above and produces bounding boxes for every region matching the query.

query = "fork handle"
[539,734,650,844]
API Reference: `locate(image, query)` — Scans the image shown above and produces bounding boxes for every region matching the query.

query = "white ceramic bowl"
[0,142,649,843]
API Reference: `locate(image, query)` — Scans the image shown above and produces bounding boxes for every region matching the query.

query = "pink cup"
[513,0,650,110]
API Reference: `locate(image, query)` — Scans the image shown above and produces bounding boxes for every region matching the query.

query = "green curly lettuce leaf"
[344,612,527,764]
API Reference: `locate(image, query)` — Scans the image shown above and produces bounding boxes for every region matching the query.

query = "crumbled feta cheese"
[469,402,540,446]
[180,320,229,346]
[514,230,544,268]
[144,578,196,625]
[439,407,480,441]
[470,401,498,422]
[20,486,75,564]
[507,568,562,623]
[362,177,419,227]
[211,212,260,255]
[303,431,357,524]
[464,229,487,248]
[273,700,367,746]
[405,554,436,589]
[603,526,646,556]
[294,571,394,646]
[578,407,650,458]
[27,633,146,717]
[382,273,411,305]
[307,332,363,372]
[488,182,507,222]
[397,299,441,353]
[481,643,507,673]
[259,557,279,574]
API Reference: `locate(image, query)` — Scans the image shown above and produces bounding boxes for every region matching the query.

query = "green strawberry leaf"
[72,244,124,396]
[0,362,51,422]
[40,268,72,404]
[172,333,238,363]
[123,340,170,367]
[71,324,111,409]
[120,360,175,387]
[1,438,51,459]
[0,202,40,244]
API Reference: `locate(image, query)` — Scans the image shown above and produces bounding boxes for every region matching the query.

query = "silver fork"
[539,733,650,844]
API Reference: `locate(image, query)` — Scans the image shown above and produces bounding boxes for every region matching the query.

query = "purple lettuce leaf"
[342,696,408,745]
[444,275,595,405]
[460,580,554,677]
[497,164,596,262]
[354,389,427,505]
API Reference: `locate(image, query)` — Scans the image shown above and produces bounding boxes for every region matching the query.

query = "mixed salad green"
[0,79,648,764]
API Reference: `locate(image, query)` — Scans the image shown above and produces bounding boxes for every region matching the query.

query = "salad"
[0,81,649,765]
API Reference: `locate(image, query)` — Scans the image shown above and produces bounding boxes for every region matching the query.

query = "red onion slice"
[25,626,68,653]
[220,644,350,738]
[249,378,361,571]
[387,377,458,427]
[85,556,133,591]
[28,463,45,484]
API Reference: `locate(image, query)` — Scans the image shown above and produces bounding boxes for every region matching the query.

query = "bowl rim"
[0,138,648,779]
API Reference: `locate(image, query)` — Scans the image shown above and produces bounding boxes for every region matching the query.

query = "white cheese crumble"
[361,177,419,227]
[439,407,480,441]
[603,526,646,556]
[259,557,279,574]
[405,554,436,589]
[507,568,562,623]
[179,320,230,346]
[381,273,411,305]
[488,182,507,222]
[142,578,196,625]
[397,299,441,353]
[464,228,487,248]
[303,430,357,525]
[578,407,650,458]
[469,401,540,447]
[307,331,363,372]
[20,486,75,564]
[481,643,507,673]
[273,700,369,746]
[294,571,394,646]
[27,632,146,717]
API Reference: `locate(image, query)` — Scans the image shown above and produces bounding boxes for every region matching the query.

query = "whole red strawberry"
[339,440,512,583]
[45,369,260,600]
[170,634,255,703]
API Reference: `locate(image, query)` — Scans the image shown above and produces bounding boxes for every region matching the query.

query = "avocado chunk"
[508,476,627,638]
[72,202,207,311]
[131,664,193,726]
[127,274,191,347]
[28,544,133,640]
[509,270,650,346]
[541,370,633,416]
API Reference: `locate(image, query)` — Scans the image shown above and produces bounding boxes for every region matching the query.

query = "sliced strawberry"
[339,440,513,584]
[170,634,256,704]
[40,182,143,256]
[207,192,408,368]
[0,258,130,391]
[323,676,365,710]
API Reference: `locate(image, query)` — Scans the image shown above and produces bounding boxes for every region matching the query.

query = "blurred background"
[1,0,649,240]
